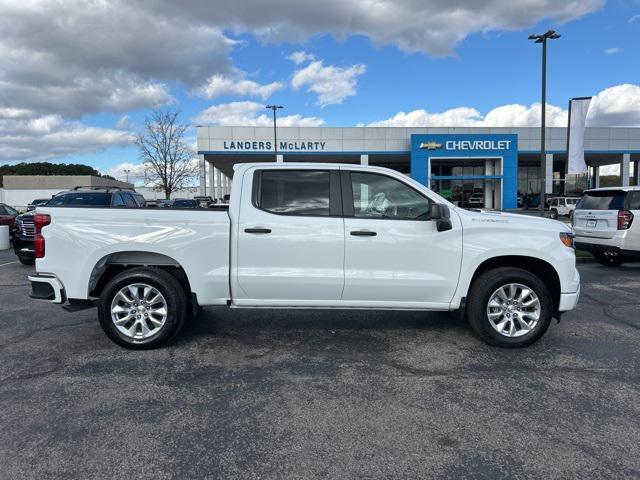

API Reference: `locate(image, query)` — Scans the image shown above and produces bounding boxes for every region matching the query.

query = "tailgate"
[573,209,618,239]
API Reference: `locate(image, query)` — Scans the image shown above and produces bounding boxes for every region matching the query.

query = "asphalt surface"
[1,251,639,479]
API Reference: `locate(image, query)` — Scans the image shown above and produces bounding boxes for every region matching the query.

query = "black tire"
[18,255,35,265]
[97,267,188,349]
[466,267,553,348]
[549,209,558,219]
[594,253,624,267]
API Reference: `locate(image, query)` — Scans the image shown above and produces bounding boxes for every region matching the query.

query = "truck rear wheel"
[466,267,553,348]
[97,268,188,349]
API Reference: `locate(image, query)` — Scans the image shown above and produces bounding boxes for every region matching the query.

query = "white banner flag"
[567,97,592,174]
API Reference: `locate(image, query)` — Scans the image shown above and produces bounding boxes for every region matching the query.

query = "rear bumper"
[575,242,640,259]
[559,284,580,312]
[28,273,65,303]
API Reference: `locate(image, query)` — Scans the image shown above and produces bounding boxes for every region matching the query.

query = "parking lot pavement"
[1,256,639,480]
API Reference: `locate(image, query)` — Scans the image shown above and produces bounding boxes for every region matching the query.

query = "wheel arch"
[465,255,561,313]
[88,251,193,301]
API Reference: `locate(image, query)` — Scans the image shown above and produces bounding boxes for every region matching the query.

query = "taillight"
[33,214,51,259]
[617,210,634,230]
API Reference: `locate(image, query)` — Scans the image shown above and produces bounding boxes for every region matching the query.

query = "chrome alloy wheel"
[486,283,541,338]
[110,283,168,340]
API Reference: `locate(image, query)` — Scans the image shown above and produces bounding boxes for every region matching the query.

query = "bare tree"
[135,109,198,199]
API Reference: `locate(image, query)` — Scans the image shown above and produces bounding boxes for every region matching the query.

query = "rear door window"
[257,170,332,216]
[577,191,626,210]
[626,192,640,210]
[111,193,126,207]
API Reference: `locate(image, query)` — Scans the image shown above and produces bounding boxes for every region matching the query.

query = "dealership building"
[197,126,640,210]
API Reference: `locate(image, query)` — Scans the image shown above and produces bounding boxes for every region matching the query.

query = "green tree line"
[0,162,114,186]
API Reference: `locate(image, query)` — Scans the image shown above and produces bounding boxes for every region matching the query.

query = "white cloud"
[198,73,283,100]
[605,47,620,54]
[195,101,325,127]
[116,115,132,130]
[287,51,315,64]
[0,109,134,162]
[629,14,640,23]
[367,103,568,127]
[105,162,148,183]
[145,0,604,56]
[291,61,366,106]
[367,84,640,128]
[587,84,640,127]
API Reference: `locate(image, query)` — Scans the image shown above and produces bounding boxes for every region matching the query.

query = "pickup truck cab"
[29,163,580,349]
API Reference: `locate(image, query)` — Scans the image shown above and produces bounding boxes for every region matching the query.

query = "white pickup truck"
[29,163,580,349]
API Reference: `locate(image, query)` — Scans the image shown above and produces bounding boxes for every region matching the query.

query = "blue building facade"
[410,134,518,209]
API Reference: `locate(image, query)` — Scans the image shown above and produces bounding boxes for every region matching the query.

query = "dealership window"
[350,172,430,220]
[259,170,331,216]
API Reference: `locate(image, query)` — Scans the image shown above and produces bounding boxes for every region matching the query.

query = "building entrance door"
[429,158,502,210]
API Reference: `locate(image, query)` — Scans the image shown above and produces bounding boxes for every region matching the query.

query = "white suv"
[573,187,640,266]
[549,197,580,219]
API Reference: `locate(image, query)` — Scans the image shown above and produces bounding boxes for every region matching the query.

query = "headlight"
[559,231,574,248]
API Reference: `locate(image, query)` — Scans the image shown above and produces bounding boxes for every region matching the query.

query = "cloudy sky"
[0,0,638,181]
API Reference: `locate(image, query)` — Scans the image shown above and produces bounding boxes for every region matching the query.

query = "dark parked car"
[13,187,145,265]
[27,198,53,211]
[0,203,19,237]
[170,199,199,209]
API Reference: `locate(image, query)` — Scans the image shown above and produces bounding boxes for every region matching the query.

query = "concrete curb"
[576,256,596,264]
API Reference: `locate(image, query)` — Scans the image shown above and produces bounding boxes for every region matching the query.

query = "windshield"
[4,205,18,215]
[576,191,626,210]
[48,192,111,206]
[566,198,579,205]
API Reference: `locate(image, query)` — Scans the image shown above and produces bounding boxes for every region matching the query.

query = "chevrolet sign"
[419,141,443,150]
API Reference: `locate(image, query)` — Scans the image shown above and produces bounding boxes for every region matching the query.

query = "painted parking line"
[0,260,18,267]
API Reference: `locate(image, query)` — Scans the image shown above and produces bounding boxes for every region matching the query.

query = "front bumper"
[559,284,580,312]
[13,233,35,258]
[28,273,65,303]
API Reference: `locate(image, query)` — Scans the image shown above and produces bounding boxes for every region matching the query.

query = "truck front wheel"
[97,268,188,349]
[466,267,553,347]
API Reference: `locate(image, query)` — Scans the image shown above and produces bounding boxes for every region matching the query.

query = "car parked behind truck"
[573,186,640,266]
[29,163,580,349]
[13,187,146,265]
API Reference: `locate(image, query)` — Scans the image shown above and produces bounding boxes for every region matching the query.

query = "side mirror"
[430,203,443,220]
[430,203,452,232]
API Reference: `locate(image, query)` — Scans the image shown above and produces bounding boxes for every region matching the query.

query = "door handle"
[244,227,272,234]
[350,230,376,236]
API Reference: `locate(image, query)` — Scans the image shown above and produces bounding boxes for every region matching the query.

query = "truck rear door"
[235,168,345,303]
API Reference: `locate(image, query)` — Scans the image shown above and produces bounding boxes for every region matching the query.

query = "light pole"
[122,168,131,183]
[266,105,283,161]
[528,29,560,211]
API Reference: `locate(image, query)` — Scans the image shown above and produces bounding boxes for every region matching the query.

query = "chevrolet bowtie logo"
[419,141,442,150]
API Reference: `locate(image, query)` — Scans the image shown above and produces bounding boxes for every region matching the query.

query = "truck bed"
[37,207,231,305]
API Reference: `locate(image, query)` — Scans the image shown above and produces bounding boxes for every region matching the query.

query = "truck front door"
[235,168,345,303]
[341,169,463,308]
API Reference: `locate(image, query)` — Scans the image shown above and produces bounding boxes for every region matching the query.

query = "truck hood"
[456,208,572,233]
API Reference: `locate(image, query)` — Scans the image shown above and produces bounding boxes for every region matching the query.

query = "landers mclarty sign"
[223,141,327,151]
